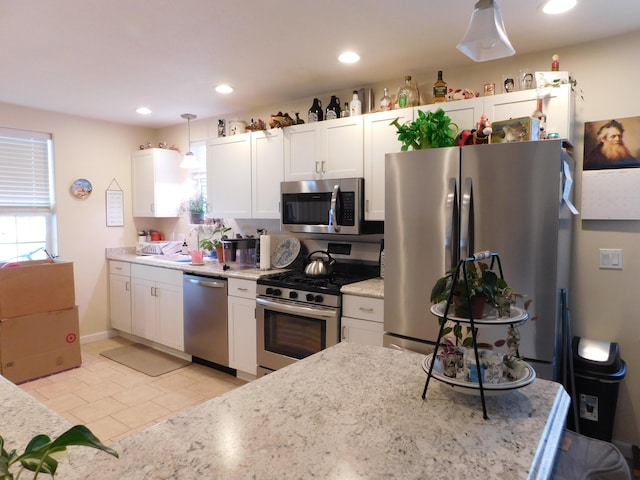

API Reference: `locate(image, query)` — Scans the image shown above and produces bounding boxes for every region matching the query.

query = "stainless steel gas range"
[256,239,381,376]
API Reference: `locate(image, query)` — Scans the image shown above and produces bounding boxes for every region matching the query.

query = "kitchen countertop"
[3,342,568,479]
[341,277,384,298]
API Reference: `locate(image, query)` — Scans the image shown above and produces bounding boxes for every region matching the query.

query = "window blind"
[0,127,53,214]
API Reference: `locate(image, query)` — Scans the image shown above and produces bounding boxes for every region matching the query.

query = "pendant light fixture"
[180,113,199,169]
[456,0,515,62]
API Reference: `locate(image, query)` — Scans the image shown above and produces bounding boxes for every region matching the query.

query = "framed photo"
[519,69,534,90]
[501,73,516,93]
[583,116,640,170]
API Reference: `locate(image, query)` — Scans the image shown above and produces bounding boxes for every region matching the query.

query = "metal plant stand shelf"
[421,251,530,420]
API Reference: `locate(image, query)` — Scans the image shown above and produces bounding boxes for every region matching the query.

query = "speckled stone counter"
[106,248,283,280]
[13,342,567,479]
[341,277,384,298]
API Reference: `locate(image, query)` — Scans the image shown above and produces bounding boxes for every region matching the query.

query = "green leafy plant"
[0,425,118,479]
[390,108,458,150]
[188,194,207,214]
[198,225,231,251]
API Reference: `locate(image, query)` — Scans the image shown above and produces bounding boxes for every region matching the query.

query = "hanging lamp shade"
[456,0,515,62]
[180,113,199,169]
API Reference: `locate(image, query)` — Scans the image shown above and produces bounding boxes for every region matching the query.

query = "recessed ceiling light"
[136,107,152,115]
[540,0,577,14]
[338,51,360,64]
[215,84,234,94]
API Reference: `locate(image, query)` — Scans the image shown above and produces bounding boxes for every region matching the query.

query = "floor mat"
[100,343,191,377]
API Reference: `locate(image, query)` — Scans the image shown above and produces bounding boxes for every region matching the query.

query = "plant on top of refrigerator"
[390,108,458,150]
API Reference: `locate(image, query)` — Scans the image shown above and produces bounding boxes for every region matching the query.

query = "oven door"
[256,296,340,373]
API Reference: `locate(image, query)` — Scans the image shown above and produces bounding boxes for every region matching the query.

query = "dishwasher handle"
[184,277,226,289]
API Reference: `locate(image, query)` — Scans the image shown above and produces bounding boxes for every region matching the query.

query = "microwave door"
[329,184,341,233]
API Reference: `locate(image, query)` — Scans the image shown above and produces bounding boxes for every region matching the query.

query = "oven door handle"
[329,183,341,233]
[256,297,338,321]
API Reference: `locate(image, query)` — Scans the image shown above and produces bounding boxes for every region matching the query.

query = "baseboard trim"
[80,330,118,344]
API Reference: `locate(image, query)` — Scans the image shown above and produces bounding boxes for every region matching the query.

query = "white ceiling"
[2,0,640,128]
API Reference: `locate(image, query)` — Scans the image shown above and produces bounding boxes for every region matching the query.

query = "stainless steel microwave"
[280,178,383,235]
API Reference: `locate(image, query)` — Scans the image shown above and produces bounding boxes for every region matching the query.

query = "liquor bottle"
[532,98,547,140]
[342,102,350,118]
[350,91,362,116]
[326,95,341,120]
[433,70,447,103]
[551,54,560,71]
[308,98,323,122]
[397,76,419,108]
[379,88,393,111]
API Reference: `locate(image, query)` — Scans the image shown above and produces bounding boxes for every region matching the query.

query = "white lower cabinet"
[131,264,184,351]
[227,278,257,376]
[341,295,384,346]
[109,261,131,333]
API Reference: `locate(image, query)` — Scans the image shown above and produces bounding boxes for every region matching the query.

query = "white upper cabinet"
[363,107,413,221]
[251,129,284,219]
[417,96,485,132]
[131,148,183,217]
[207,133,252,218]
[284,116,364,181]
[207,130,283,219]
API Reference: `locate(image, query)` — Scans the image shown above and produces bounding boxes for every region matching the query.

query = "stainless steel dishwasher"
[183,273,229,367]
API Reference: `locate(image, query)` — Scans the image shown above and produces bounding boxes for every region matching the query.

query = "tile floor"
[18,336,246,445]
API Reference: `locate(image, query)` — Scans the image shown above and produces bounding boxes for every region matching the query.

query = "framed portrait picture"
[501,73,516,93]
[519,69,535,90]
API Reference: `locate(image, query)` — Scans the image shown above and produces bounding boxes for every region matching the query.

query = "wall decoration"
[581,115,640,219]
[105,178,124,227]
[70,178,92,198]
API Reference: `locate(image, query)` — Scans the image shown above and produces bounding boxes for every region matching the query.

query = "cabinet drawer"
[131,264,182,286]
[342,295,384,323]
[228,278,256,299]
[109,260,131,276]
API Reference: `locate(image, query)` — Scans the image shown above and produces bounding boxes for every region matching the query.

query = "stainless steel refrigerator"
[383,139,576,380]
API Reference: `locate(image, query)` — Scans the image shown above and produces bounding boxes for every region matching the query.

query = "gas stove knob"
[289,291,298,299]
[266,287,273,295]
[314,295,323,303]
[306,293,315,302]
[273,289,282,296]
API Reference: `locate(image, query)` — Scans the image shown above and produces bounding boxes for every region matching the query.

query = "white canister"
[229,119,246,135]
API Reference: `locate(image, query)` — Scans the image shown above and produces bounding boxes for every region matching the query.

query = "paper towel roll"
[259,235,271,270]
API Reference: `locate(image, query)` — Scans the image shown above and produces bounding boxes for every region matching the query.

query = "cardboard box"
[0,306,81,384]
[491,117,540,144]
[0,259,75,319]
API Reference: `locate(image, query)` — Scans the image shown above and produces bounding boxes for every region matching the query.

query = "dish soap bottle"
[181,240,189,255]
[308,98,323,122]
[350,91,362,116]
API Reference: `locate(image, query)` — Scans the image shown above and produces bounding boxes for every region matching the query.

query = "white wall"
[2,29,639,446]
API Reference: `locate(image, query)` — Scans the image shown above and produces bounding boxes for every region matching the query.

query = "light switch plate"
[599,248,623,270]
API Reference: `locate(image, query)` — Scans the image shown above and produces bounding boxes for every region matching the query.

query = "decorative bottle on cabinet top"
[342,102,350,118]
[551,54,560,71]
[433,70,447,103]
[350,91,362,116]
[379,88,393,111]
[532,98,547,139]
[397,76,419,108]
[308,98,323,122]
[326,95,341,120]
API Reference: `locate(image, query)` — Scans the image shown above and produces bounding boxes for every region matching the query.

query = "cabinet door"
[207,134,252,218]
[284,122,321,181]
[109,273,131,333]
[363,108,413,221]
[417,96,484,133]
[251,129,284,219]
[131,149,182,217]
[228,295,257,375]
[341,316,384,346]
[484,83,572,140]
[156,281,184,351]
[131,277,156,340]
[321,116,364,179]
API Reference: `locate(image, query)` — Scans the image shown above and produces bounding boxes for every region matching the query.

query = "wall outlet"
[599,249,623,270]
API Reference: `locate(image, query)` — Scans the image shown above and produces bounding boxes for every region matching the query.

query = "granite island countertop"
[3,343,568,479]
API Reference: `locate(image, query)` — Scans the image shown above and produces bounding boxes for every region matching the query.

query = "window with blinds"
[0,127,57,263]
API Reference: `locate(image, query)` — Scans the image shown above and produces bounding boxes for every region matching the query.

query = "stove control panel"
[257,284,339,308]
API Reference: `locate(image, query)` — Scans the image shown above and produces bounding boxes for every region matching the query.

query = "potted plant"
[188,194,207,224]
[390,108,458,150]
[0,424,118,479]
[198,225,231,261]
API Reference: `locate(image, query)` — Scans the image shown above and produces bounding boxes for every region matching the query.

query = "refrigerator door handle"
[445,177,457,270]
[460,177,473,259]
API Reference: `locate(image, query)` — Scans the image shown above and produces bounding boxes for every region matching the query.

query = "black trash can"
[568,336,626,442]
